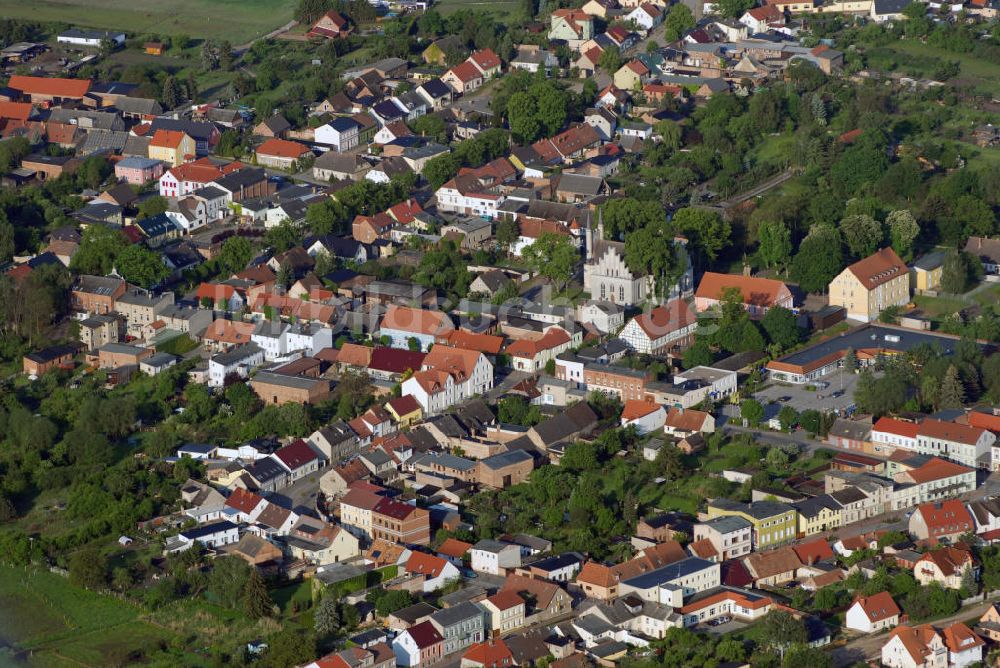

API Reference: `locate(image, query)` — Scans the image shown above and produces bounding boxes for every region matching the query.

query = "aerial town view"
[0,0,998,665]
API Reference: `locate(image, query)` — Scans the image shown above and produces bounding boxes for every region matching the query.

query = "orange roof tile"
[505,327,571,359]
[381,305,454,337]
[9,75,91,98]
[257,138,310,159]
[405,551,450,578]
[486,590,524,611]
[917,418,987,446]
[150,129,188,149]
[873,417,920,439]
[695,272,790,308]
[440,330,504,355]
[631,299,697,338]
[846,247,907,290]
[622,399,662,422]
[437,538,473,559]
[463,639,514,667]
[852,591,900,622]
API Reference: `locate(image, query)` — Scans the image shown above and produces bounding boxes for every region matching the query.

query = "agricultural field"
[0,0,297,44]
[434,0,522,18]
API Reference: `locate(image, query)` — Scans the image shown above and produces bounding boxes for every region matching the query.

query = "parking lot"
[755,368,860,415]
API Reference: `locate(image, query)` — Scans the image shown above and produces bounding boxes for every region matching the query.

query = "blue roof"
[621,557,716,589]
[117,156,161,170]
[136,213,178,237]
[774,323,964,369]
[327,116,361,132]
[178,443,216,455]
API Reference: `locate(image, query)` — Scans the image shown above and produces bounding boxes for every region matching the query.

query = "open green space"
[434,0,521,18]
[0,565,174,667]
[0,0,296,43]
[888,39,1000,96]
[911,294,967,320]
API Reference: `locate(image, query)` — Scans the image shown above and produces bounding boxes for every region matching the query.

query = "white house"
[251,320,290,361]
[617,558,720,607]
[871,417,920,454]
[434,180,505,219]
[175,520,240,551]
[58,28,125,48]
[208,344,264,387]
[470,540,522,575]
[626,3,664,31]
[315,117,361,152]
[845,592,900,634]
[915,419,996,469]
[286,323,334,356]
[621,400,666,435]
[404,552,461,592]
[618,300,698,355]
[392,621,443,668]
[378,304,454,352]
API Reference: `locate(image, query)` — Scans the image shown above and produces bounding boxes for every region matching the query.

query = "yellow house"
[386,395,422,427]
[816,0,871,11]
[707,499,797,550]
[828,247,910,322]
[148,129,195,168]
[910,251,945,294]
[793,496,842,537]
[613,60,649,91]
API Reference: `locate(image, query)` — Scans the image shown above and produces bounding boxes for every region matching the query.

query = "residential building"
[393,621,444,668]
[618,300,698,355]
[706,500,797,549]
[208,344,264,387]
[914,545,975,590]
[429,602,486,655]
[829,247,910,322]
[548,9,595,48]
[148,129,195,167]
[908,500,975,542]
[471,540,522,575]
[372,497,431,545]
[379,305,455,352]
[22,344,77,376]
[255,138,312,170]
[499,574,573,624]
[71,275,126,315]
[480,591,526,635]
[617,557,721,607]
[694,272,793,318]
[405,552,461,592]
[846,592,901,634]
[916,419,996,469]
[693,516,753,561]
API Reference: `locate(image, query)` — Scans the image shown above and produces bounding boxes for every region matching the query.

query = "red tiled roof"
[846,247,907,290]
[463,639,513,667]
[381,305,454,338]
[387,394,422,417]
[695,272,790,308]
[622,399,662,421]
[914,500,973,537]
[470,48,502,72]
[437,538,473,559]
[631,299,697,338]
[274,439,322,470]
[440,330,504,355]
[405,621,443,649]
[225,488,264,514]
[917,545,974,577]
[792,538,834,565]
[9,75,91,98]
[405,551,450,578]
[917,418,987,446]
[486,590,523,611]
[506,327,571,359]
[373,496,419,520]
[150,129,187,149]
[942,622,984,653]
[903,456,973,484]
[968,410,1000,434]
[680,588,771,614]
[257,138,310,159]
[852,591,900,622]
[0,102,32,121]
[873,417,920,439]
[448,61,483,84]
[369,347,427,374]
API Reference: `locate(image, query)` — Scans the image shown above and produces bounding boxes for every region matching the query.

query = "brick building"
[372,497,431,546]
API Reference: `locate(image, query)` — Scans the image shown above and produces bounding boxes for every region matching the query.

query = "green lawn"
[434,0,522,18]
[911,294,967,320]
[889,40,1000,96]
[0,566,175,667]
[0,0,297,43]
[156,333,199,356]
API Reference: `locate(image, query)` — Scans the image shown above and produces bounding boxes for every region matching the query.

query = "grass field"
[0,566,174,667]
[434,0,521,18]
[889,40,1000,96]
[0,0,296,43]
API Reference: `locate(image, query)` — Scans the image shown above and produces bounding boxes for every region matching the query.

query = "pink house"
[115,156,165,185]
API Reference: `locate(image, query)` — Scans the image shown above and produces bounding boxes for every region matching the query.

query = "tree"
[69,548,108,590]
[598,48,623,74]
[757,220,792,272]
[369,588,413,615]
[218,236,254,275]
[761,306,800,351]
[663,3,695,41]
[783,645,832,668]
[682,339,714,369]
[791,226,843,293]
[495,218,519,255]
[260,628,316,668]
[243,567,272,619]
[624,219,685,298]
[672,208,731,264]
[71,225,128,276]
[523,233,578,291]
[887,210,920,261]
[938,364,965,409]
[116,244,169,289]
[209,557,251,608]
[314,594,341,638]
[778,406,798,431]
[741,399,764,426]
[138,195,168,219]
[941,250,981,294]
[161,75,183,109]
[760,611,807,659]
[839,214,883,259]
[717,0,754,17]
[602,198,665,239]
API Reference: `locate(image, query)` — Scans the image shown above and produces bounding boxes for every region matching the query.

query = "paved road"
[831,597,997,666]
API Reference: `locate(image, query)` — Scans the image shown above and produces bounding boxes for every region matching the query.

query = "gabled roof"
[902,456,973,484]
[942,622,984,653]
[404,620,443,649]
[845,247,907,290]
[917,545,974,577]
[257,138,310,159]
[873,416,920,439]
[852,591,900,622]
[405,551,451,578]
[437,538,473,559]
[917,419,986,446]
[791,538,834,565]
[463,639,514,667]
[914,500,974,536]
[630,299,697,338]
[745,546,802,580]
[274,439,323,470]
[149,129,188,149]
[621,399,662,422]
[225,488,265,515]
[469,48,502,72]
[695,272,789,308]
[9,75,91,98]
[447,61,484,84]
[381,305,454,337]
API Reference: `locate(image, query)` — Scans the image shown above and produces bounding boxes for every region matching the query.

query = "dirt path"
[234,20,298,54]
